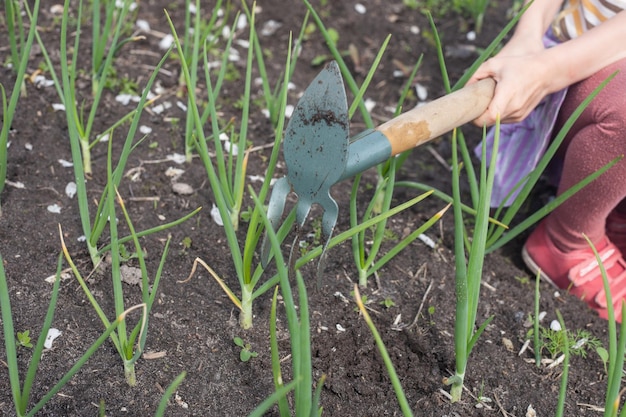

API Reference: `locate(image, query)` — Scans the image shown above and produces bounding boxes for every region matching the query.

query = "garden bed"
[0,1,616,416]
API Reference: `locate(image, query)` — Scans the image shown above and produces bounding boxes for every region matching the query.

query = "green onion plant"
[179,0,230,162]
[248,189,324,417]
[4,0,28,70]
[59,149,173,385]
[91,0,140,96]
[0,252,144,416]
[54,0,138,176]
[154,372,187,417]
[30,3,199,267]
[0,0,40,216]
[353,285,414,416]
[582,235,626,417]
[243,3,309,130]
[165,4,291,329]
[554,310,570,417]
[455,0,490,33]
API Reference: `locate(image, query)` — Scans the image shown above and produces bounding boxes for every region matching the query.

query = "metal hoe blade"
[262,61,349,274]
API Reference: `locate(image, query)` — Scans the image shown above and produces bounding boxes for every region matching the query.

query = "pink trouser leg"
[546,58,626,251]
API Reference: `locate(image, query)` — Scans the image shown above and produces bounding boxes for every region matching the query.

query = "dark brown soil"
[0,1,615,416]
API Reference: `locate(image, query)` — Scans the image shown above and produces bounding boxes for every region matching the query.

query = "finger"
[472,104,500,127]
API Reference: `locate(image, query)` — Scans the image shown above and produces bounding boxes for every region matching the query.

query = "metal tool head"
[261,61,349,274]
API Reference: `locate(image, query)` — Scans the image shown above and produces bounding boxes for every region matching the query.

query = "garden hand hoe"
[261,60,495,274]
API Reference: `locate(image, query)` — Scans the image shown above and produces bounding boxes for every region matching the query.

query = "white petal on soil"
[166,153,186,164]
[159,34,174,50]
[336,324,346,332]
[518,339,531,356]
[188,3,196,14]
[416,83,428,101]
[285,104,295,118]
[176,100,187,112]
[172,182,194,195]
[34,75,54,88]
[52,103,65,111]
[466,30,477,41]
[224,141,238,155]
[165,167,185,179]
[228,49,240,62]
[59,159,74,168]
[236,14,248,30]
[538,311,547,321]
[6,180,25,189]
[410,25,420,35]
[393,70,405,78]
[50,4,64,15]
[550,320,562,331]
[572,338,587,350]
[25,143,33,151]
[44,328,62,349]
[139,125,152,135]
[115,93,140,105]
[364,98,376,112]
[526,404,537,417]
[261,108,270,118]
[355,3,366,14]
[210,204,224,226]
[222,25,231,39]
[98,133,110,143]
[547,354,565,369]
[175,393,189,409]
[47,204,62,214]
[136,19,150,32]
[235,39,250,49]
[45,270,71,283]
[219,132,229,141]
[418,233,435,249]
[152,101,172,114]
[65,182,77,198]
[77,235,86,242]
[248,175,265,183]
[261,20,282,36]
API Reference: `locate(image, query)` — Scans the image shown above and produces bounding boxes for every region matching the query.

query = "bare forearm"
[512,0,565,41]
[545,10,626,90]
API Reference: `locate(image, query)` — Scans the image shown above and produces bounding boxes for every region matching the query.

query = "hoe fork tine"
[261,61,349,275]
[260,177,291,268]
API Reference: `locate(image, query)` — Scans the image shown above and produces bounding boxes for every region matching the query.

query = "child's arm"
[470,2,626,126]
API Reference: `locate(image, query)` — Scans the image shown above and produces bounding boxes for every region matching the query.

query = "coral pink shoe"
[606,209,626,256]
[521,220,626,321]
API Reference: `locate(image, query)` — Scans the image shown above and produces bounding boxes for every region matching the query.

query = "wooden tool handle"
[376,78,496,156]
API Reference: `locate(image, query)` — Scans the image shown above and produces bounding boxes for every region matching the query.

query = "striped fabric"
[552,0,626,40]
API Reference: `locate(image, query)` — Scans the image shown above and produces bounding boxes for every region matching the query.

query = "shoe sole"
[521,244,561,290]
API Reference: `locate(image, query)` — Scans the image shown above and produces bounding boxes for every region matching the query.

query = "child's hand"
[468,49,555,127]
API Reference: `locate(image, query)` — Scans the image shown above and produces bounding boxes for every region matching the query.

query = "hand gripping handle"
[376,78,496,156]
